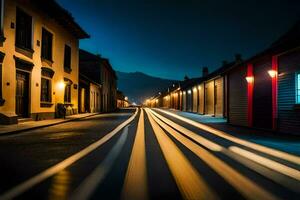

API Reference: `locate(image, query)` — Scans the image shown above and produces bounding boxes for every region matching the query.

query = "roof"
[79,49,102,85]
[270,20,300,50]
[32,0,89,39]
[101,58,117,79]
[225,21,300,74]
[79,49,101,62]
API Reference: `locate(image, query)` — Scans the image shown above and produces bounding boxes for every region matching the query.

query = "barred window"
[41,78,51,102]
[64,84,71,103]
[64,45,71,69]
[41,28,53,61]
[16,8,32,50]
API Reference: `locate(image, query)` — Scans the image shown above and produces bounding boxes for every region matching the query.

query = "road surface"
[0,108,299,200]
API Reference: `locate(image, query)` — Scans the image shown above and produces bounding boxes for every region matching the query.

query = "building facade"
[78,74,101,113]
[148,22,300,135]
[0,0,89,124]
[79,50,117,113]
[100,58,117,112]
[227,22,300,134]
[117,90,129,108]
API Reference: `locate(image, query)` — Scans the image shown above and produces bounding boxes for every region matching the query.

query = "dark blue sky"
[58,0,300,80]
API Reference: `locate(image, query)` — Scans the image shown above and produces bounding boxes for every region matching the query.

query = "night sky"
[57,0,300,80]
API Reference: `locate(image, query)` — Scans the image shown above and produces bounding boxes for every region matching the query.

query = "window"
[16,8,32,50]
[41,28,53,61]
[297,73,300,104]
[41,78,51,102]
[64,84,71,103]
[0,0,3,32]
[64,45,71,69]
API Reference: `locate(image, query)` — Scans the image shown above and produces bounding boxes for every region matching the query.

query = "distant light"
[155,99,158,103]
[188,90,192,94]
[193,87,197,92]
[125,96,128,101]
[268,70,277,78]
[58,81,65,90]
[246,76,254,83]
[198,85,201,90]
[173,84,175,87]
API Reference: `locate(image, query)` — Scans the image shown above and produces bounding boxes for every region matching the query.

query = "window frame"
[296,72,300,104]
[0,0,4,34]
[64,83,71,103]
[40,77,52,103]
[64,44,71,71]
[41,27,53,62]
[15,7,33,51]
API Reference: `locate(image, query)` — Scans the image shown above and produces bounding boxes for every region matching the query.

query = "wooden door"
[205,81,214,115]
[16,71,29,117]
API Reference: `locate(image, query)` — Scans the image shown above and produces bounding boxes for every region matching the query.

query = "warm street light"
[246,76,254,83]
[193,87,197,92]
[125,96,128,101]
[58,81,66,90]
[268,70,277,78]
[188,90,192,94]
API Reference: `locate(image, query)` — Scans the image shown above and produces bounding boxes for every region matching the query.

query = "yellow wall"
[90,83,101,113]
[0,0,80,119]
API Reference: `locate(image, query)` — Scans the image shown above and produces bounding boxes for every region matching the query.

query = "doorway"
[16,71,29,118]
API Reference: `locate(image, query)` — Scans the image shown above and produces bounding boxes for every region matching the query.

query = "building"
[117,91,129,108]
[226,21,300,134]
[79,49,117,113]
[0,0,89,124]
[78,74,101,113]
[101,58,117,112]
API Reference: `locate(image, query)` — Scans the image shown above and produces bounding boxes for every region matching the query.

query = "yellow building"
[0,0,89,124]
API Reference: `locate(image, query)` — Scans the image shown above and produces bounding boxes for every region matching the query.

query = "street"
[0,108,299,200]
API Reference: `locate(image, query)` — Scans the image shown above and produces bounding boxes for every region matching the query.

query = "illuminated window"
[41,28,53,61]
[16,8,32,50]
[297,73,300,104]
[41,78,51,103]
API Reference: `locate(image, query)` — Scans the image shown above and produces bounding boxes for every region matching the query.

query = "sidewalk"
[158,108,300,156]
[0,113,99,136]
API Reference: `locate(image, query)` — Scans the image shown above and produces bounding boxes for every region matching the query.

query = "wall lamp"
[268,70,277,78]
[245,76,254,83]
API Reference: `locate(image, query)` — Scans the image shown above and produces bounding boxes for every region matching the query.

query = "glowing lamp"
[193,88,197,92]
[125,97,128,101]
[188,90,192,94]
[268,70,277,78]
[245,76,254,83]
[58,81,66,90]
[155,99,158,103]
[198,85,201,90]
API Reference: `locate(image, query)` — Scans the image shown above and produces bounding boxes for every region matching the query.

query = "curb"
[0,113,100,137]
